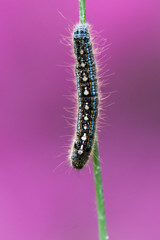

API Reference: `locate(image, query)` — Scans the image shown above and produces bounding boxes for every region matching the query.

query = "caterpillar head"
[74,24,89,40]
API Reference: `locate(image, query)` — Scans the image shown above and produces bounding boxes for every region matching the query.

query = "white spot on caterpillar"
[84,115,88,121]
[85,103,89,110]
[83,76,87,81]
[84,125,87,130]
[84,87,89,95]
[78,145,84,154]
[81,62,85,67]
[78,145,83,155]
[80,50,84,55]
[78,149,83,155]
[81,133,87,141]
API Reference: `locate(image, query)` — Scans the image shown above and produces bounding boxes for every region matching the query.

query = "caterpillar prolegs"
[71,24,99,169]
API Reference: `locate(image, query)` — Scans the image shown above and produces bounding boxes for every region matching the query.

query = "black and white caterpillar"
[70,24,99,169]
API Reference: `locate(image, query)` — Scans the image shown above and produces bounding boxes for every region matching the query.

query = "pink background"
[0,0,160,239]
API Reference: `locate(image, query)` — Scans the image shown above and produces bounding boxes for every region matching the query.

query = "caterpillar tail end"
[71,150,89,170]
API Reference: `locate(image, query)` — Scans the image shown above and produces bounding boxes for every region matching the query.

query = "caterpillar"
[70,24,99,169]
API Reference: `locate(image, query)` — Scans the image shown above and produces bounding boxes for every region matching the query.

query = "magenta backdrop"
[0,0,160,240]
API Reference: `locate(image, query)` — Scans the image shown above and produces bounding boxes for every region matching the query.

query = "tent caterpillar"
[70,24,99,169]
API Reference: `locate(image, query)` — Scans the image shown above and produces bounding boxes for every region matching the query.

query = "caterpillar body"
[71,24,99,169]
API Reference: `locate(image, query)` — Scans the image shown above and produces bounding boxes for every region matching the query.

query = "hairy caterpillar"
[70,24,99,169]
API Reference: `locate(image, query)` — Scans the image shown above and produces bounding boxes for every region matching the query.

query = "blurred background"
[0,0,160,239]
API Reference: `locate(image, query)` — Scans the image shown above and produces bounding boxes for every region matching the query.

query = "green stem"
[78,0,108,239]
[79,0,86,24]
[92,135,108,240]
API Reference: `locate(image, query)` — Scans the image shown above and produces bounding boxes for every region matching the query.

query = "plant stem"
[79,0,86,24]
[92,135,108,240]
[78,1,108,239]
